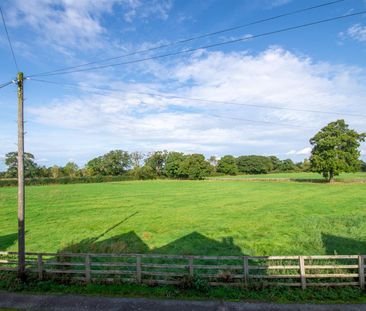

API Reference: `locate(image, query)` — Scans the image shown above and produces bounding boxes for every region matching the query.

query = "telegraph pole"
[17,72,25,280]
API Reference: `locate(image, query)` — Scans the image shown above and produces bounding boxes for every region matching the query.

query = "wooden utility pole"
[17,71,25,280]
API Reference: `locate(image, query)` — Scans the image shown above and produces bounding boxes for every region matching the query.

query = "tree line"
[0,120,365,181]
[0,150,312,180]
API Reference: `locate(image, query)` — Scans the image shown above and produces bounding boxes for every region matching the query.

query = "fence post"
[243,256,249,286]
[85,254,91,284]
[37,254,43,280]
[188,256,193,277]
[359,255,365,290]
[299,256,306,290]
[136,255,142,283]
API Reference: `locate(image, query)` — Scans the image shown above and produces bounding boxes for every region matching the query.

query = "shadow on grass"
[59,210,243,256]
[0,233,17,251]
[289,179,364,183]
[322,233,366,255]
[62,232,366,256]
[62,231,149,254]
[153,232,243,256]
[289,179,326,183]
[60,231,243,256]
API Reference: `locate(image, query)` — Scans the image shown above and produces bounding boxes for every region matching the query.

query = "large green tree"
[145,151,168,177]
[103,150,130,175]
[236,155,273,174]
[217,155,238,175]
[5,152,39,178]
[86,150,131,176]
[277,159,296,172]
[178,154,212,180]
[268,156,281,171]
[129,165,156,180]
[310,120,365,181]
[63,162,79,177]
[165,152,186,178]
[51,165,63,178]
[36,166,51,178]
[86,156,104,176]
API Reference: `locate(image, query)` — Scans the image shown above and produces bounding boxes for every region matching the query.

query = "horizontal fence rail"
[0,252,364,289]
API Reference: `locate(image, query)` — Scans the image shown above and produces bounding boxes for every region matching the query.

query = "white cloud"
[25,47,366,162]
[5,0,173,53]
[286,147,311,156]
[340,24,366,43]
[6,0,113,51]
[36,158,48,163]
[172,48,365,125]
[122,0,172,22]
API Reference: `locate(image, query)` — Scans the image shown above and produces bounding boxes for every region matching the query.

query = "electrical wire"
[0,6,19,72]
[28,78,366,119]
[29,10,366,77]
[0,80,14,89]
[28,0,347,77]
[29,78,314,129]
[209,113,315,130]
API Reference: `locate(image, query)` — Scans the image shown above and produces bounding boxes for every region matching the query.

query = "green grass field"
[1,179,366,256]
[210,172,366,180]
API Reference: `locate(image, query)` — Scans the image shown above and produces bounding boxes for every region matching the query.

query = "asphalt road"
[1,292,366,311]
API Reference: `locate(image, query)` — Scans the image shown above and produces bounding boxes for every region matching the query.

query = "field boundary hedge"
[2,176,365,187]
[209,177,366,183]
[0,176,137,187]
[0,252,364,290]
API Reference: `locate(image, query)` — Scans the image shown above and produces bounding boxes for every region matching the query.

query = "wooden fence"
[0,252,364,289]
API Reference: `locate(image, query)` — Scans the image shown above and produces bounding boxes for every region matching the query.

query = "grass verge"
[0,274,365,304]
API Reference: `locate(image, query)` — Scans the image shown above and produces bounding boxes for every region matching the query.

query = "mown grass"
[210,172,366,180]
[1,179,366,256]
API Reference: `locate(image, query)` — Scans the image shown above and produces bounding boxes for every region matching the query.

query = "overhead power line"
[27,78,313,130]
[28,78,366,119]
[209,113,315,130]
[0,6,19,72]
[29,9,366,78]
[0,80,14,89]
[28,0,346,77]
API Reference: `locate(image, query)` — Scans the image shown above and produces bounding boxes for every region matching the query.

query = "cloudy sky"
[0,0,366,168]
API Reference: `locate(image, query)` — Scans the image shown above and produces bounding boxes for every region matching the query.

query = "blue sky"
[1,0,366,169]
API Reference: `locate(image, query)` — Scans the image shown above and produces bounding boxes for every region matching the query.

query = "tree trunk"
[328,170,334,183]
